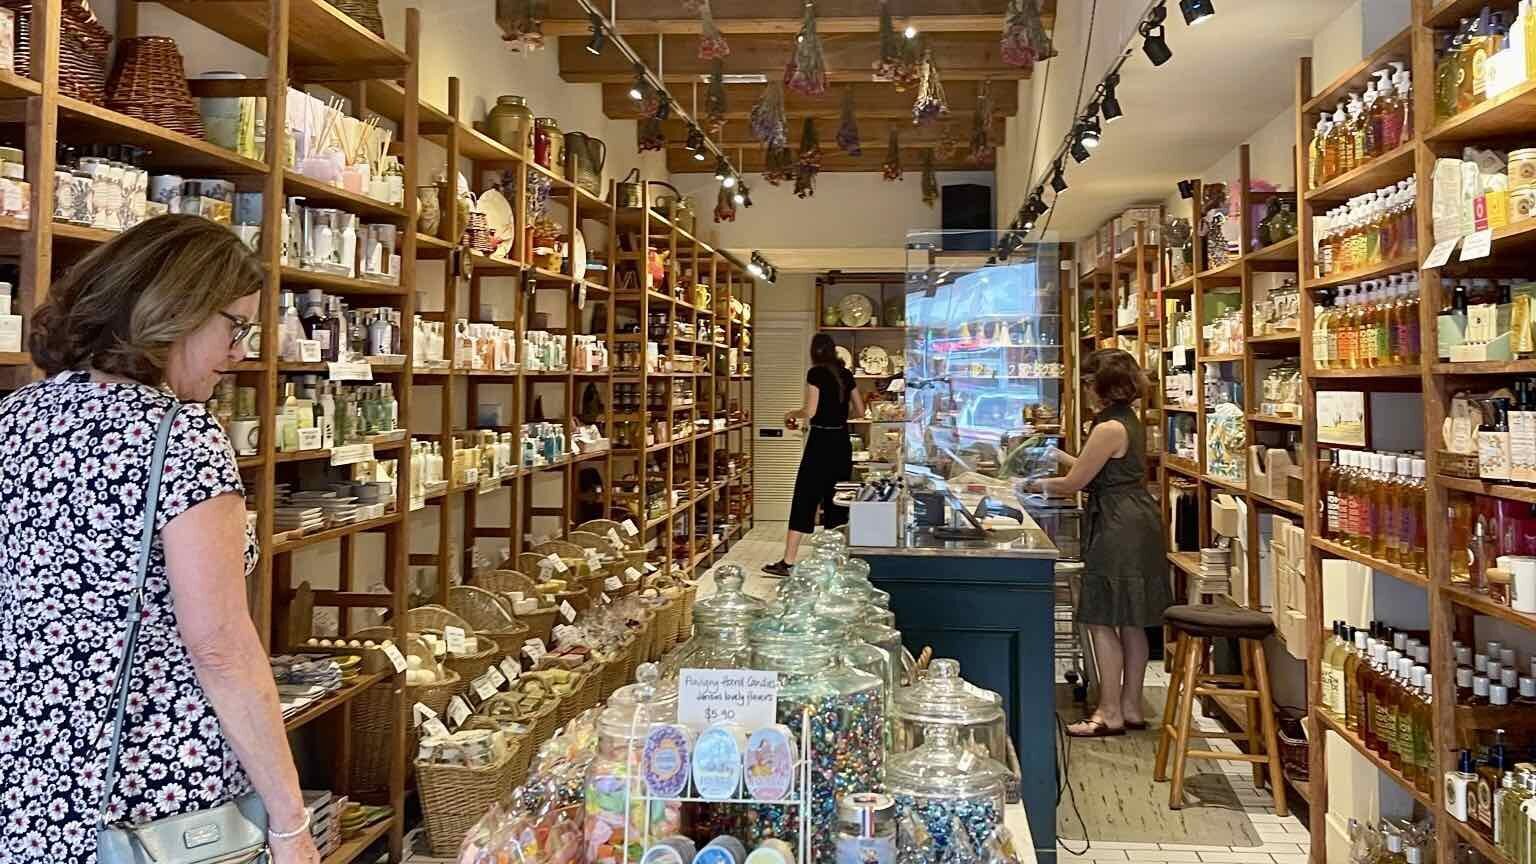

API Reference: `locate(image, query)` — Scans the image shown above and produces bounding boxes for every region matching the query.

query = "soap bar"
[692,723,747,800]
[744,725,797,801]
[642,723,694,798]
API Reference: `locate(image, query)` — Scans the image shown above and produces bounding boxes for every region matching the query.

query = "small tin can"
[1512,148,1536,189]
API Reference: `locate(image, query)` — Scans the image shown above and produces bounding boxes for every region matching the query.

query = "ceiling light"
[1070,137,1091,164]
[1178,178,1195,199]
[733,186,746,205]
[748,262,764,277]
[714,158,729,181]
[904,24,918,39]
[1100,74,1122,123]
[1179,0,1215,26]
[1140,4,1172,66]
[1050,162,1068,193]
[585,11,606,55]
[686,126,704,152]
[1079,114,1101,149]
[629,65,647,101]
[722,174,738,189]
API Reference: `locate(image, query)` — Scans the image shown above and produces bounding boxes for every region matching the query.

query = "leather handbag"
[95,404,271,864]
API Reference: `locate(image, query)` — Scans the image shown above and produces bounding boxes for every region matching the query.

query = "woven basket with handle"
[417,740,524,856]
[0,0,109,104]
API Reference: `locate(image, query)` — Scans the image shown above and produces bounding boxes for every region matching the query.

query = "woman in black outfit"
[763,333,864,576]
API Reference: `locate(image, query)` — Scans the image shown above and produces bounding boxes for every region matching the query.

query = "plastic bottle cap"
[1493,684,1511,706]
[1476,675,1491,696]
[1461,750,1475,774]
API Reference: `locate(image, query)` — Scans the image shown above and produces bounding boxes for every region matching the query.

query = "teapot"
[564,132,606,197]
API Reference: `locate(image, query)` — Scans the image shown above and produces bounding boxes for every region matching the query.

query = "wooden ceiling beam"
[542,14,1029,36]
[662,116,1006,149]
[545,0,1053,23]
[669,146,993,174]
[601,80,1019,120]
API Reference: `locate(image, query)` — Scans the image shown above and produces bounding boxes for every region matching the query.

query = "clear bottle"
[581,664,684,863]
[1348,91,1370,167]
[1496,767,1534,855]
[1371,454,1393,560]
[1375,647,1402,762]
[1311,114,1333,189]
[1327,104,1352,177]
[1345,627,1367,732]
[1321,449,1341,539]
[279,381,300,452]
[1322,621,1347,717]
[885,724,1009,856]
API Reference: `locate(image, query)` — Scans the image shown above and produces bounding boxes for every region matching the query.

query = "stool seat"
[1164,604,1275,640]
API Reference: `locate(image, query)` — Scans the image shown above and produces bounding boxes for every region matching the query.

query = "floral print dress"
[0,372,258,863]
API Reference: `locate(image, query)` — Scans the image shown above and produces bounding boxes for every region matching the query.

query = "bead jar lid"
[885,723,1008,801]
[693,564,767,628]
[893,659,1004,727]
[750,595,838,672]
[597,662,678,740]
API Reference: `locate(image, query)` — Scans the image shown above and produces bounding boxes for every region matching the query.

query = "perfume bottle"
[1448,749,1478,822]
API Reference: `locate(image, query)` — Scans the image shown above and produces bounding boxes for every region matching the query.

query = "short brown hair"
[1085,348,1144,405]
[30,215,264,384]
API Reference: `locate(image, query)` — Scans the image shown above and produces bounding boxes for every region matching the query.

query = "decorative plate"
[835,346,854,369]
[838,293,875,327]
[858,345,890,376]
[572,230,588,281]
[477,188,514,240]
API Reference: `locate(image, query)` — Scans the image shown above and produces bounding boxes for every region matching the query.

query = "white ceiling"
[1037,0,1355,239]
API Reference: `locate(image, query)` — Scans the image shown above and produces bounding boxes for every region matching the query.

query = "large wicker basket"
[417,742,525,856]
[517,606,559,646]
[2,0,109,104]
[106,36,206,138]
[406,605,499,693]
[325,0,386,38]
[350,666,461,797]
[482,693,560,752]
[447,585,531,657]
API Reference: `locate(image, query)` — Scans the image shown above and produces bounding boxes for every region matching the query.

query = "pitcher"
[565,131,607,197]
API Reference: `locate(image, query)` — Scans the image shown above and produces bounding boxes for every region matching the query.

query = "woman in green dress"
[1027,349,1170,737]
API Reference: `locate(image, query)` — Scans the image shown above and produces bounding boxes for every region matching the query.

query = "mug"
[230,418,260,456]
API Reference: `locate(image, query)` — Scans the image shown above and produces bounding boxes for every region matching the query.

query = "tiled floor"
[404,524,1311,863]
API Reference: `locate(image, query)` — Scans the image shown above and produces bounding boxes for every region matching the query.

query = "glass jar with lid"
[486,95,534,155]
[891,659,1008,770]
[886,723,1008,857]
[658,564,765,679]
[584,663,682,864]
[533,117,565,177]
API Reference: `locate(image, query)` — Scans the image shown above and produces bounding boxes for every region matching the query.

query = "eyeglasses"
[219,311,254,349]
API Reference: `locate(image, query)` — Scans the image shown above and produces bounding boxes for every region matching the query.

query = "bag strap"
[98,403,182,824]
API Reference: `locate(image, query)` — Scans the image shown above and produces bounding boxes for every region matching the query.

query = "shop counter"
[853,525,1061,864]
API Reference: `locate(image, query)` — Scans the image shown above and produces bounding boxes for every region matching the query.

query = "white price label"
[624,567,642,583]
[607,528,625,548]
[443,625,467,655]
[472,672,500,701]
[621,519,639,537]
[643,563,659,574]
[499,657,522,683]
[678,668,780,732]
[298,339,322,363]
[523,640,547,663]
[329,442,375,467]
[1422,237,1460,269]
[381,642,408,673]
[559,600,578,623]
[422,718,451,738]
[327,361,374,382]
[296,427,323,451]
[604,576,623,591]
[1460,228,1494,261]
[599,593,612,605]
[447,696,472,728]
[485,665,507,689]
[412,701,437,726]
[544,554,569,573]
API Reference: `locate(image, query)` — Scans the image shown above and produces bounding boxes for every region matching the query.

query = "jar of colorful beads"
[886,724,1008,858]
[583,663,683,864]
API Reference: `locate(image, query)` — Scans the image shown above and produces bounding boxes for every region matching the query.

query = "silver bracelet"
[267,810,311,841]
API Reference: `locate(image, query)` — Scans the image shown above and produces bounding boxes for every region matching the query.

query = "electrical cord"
[1054,712,1092,856]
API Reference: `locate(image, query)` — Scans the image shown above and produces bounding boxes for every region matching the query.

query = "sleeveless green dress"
[1079,402,1172,627]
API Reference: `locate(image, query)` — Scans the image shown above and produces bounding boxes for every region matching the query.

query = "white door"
[753,313,813,521]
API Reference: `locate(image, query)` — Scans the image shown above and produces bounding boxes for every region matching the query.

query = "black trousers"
[788,425,853,534]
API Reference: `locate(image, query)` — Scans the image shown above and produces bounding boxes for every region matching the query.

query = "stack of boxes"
[1270,514,1308,659]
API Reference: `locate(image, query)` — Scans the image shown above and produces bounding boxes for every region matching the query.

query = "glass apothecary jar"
[533,117,564,176]
[658,564,765,679]
[886,724,1008,858]
[891,659,1007,769]
[584,663,682,864]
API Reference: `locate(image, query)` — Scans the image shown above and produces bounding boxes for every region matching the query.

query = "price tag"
[544,554,569,573]
[1460,228,1494,261]
[484,665,507,689]
[472,672,500,701]
[523,640,547,663]
[678,668,780,731]
[412,701,438,726]
[559,600,578,623]
[1422,237,1460,269]
[327,361,374,381]
[604,576,624,591]
[447,696,472,728]
[499,656,522,683]
[607,528,625,548]
[625,567,642,583]
[479,475,500,495]
[423,717,451,738]
[599,593,612,605]
[329,442,375,467]
[958,750,978,772]
[643,562,659,574]
[443,625,467,655]
[621,519,639,537]
[298,340,322,363]
[381,642,408,673]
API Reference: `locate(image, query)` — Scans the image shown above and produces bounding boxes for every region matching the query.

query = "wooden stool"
[1152,604,1287,816]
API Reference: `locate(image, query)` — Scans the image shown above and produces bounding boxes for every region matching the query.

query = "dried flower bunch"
[495,0,548,51]
[795,117,821,198]
[698,0,730,60]
[784,2,829,97]
[921,150,938,206]
[750,79,789,149]
[763,145,796,185]
[969,80,998,166]
[882,129,903,181]
[714,184,737,223]
[836,88,861,156]
[912,50,949,125]
[1000,0,1057,70]
[705,59,728,135]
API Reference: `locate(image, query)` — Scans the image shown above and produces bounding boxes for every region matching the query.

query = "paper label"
[604,576,624,591]
[422,717,451,738]
[472,672,500,701]
[327,361,374,381]
[330,442,375,467]
[298,339,322,363]
[1461,228,1494,262]
[523,640,547,662]
[447,696,472,728]
[478,475,499,495]
[544,553,569,573]
[412,701,437,726]
[625,567,642,583]
[381,642,408,673]
[607,528,625,548]
[485,665,507,689]
[499,657,522,683]
[678,667,780,731]
[559,600,577,623]
[621,519,639,536]
[1423,237,1460,269]
[599,593,611,605]
[409,494,425,512]
[296,427,323,450]
[443,625,467,655]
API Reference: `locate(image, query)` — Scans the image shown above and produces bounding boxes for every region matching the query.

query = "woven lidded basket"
[326,0,385,38]
[106,36,205,138]
[1,0,109,104]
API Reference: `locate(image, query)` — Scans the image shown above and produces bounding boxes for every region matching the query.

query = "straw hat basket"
[446,585,530,657]
[469,570,560,647]
[406,605,498,690]
[347,631,460,796]
[106,36,205,138]
[324,0,386,38]
[416,719,526,856]
[0,0,109,104]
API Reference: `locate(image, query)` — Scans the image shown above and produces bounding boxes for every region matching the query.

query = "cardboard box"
[849,500,899,547]
[1211,494,1241,538]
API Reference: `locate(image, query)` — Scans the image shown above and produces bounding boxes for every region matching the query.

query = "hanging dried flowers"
[495,0,547,51]
[705,60,729,135]
[763,145,796,185]
[680,0,706,11]
[637,114,667,152]
[784,2,829,97]
[698,0,730,61]
[969,79,998,166]
[795,117,821,198]
[714,184,737,223]
[750,79,788,149]
[912,50,949,125]
[1000,0,1057,71]
[836,88,861,156]
[934,123,959,161]
[874,0,902,79]
[921,149,938,207]
[882,129,903,181]
[893,36,921,91]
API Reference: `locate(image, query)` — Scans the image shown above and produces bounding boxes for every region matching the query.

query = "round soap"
[641,836,698,864]
[745,839,795,864]
[696,837,747,864]
[691,723,747,800]
[642,723,693,798]
[744,725,797,801]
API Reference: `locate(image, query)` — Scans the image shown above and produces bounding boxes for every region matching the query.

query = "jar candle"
[835,793,896,864]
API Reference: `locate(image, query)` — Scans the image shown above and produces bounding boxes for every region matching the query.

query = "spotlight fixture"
[628,65,647,101]
[904,24,918,39]
[1178,178,1196,199]
[1140,3,1172,66]
[714,158,730,182]
[748,261,764,277]
[1070,134,1091,164]
[655,96,671,120]
[1179,0,1215,26]
[1100,74,1123,123]
[733,185,746,205]
[686,126,705,153]
[722,174,738,189]
[1078,113,1101,149]
[1050,161,1068,194]
[585,11,606,55]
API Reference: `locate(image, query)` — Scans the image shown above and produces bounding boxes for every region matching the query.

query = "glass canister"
[658,564,766,679]
[486,95,534,156]
[836,792,897,864]
[890,659,1007,769]
[886,724,1008,858]
[854,620,914,690]
[584,663,683,864]
[533,117,565,178]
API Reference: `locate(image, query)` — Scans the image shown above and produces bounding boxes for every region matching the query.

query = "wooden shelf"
[1200,352,1244,363]
[1167,551,1201,578]
[1303,255,1419,290]
[0,68,39,99]
[1164,274,1196,293]
[1249,413,1303,427]
[1437,474,1536,505]
[284,671,389,732]
[1311,536,1428,588]
[1246,235,1299,263]
[53,95,269,175]
[153,0,411,73]
[1202,473,1247,495]
[1196,259,1243,281]
[1302,26,1413,114]
[1165,457,1201,479]
[1304,140,1416,202]
[283,171,408,221]
[1444,819,1508,864]
[1426,75,1536,144]
[279,267,408,296]
[272,513,402,554]
[1443,582,1536,635]
[1308,365,1420,379]
[52,221,117,245]
[1315,712,1434,809]
[321,814,397,864]
[1250,491,1305,516]
[1436,359,1536,375]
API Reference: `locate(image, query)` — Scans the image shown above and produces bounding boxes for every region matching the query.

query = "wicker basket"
[2,0,110,105]
[553,588,590,614]
[349,667,461,797]
[1276,708,1309,784]
[447,585,530,657]
[517,606,559,646]
[325,0,386,38]
[106,36,205,138]
[1437,449,1480,480]
[481,694,559,753]
[417,745,524,856]
[405,605,499,693]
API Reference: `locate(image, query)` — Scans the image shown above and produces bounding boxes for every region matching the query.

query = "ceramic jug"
[564,132,606,197]
[486,95,533,156]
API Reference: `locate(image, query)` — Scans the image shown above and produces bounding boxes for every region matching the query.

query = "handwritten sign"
[1422,237,1459,269]
[679,668,780,731]
[327,361,374,381]
[1461,228,1494,261]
